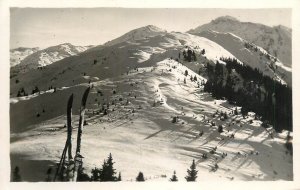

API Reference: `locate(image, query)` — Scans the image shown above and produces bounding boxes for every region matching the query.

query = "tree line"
[204,57,292,132]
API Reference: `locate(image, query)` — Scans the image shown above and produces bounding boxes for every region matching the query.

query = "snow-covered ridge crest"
[195,30,291,86]
[188,16,292,67]
[222,32,292,76]
[165,32,243,64]
[121,31,243,65]
[221,31,291,72]
[213,15,239,22]
[104,25,167,47]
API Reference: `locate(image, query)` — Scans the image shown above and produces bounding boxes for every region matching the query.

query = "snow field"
[10,59,292,181]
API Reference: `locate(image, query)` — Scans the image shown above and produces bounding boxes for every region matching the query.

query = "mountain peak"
[143,25,166,32]
[133,25,166,33]
[58,42,73,47]
[104,25,167,46]
[275,25,292,32]
[213,16,239,22]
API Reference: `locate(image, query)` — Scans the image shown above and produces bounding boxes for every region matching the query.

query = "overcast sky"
[10,8,291,49]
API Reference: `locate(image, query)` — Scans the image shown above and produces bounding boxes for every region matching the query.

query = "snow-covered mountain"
[9,30,241,98]
[188,16,292,67]
[195,30,291,86]
[11,43,94,73]
[104,25,167,46]
[10,47,40,67]
[10,25,292,182]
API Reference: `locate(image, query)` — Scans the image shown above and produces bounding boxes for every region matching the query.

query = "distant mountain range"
[10,47,40,67]
[10,16,292,87]
[10,17,292,99]
[10,43,94,73]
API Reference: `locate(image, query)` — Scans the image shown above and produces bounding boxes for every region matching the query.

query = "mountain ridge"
[195,30,291,86]
[188,16,292,67]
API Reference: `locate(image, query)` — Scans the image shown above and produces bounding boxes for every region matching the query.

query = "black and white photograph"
[1,0,300,189]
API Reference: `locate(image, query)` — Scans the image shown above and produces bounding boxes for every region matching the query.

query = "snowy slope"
[10,25,292,182]
[188,16,292,67]
[11,43,94,73]
[10,59,292,181]
[10,47,40,67]
[196,30,291,86]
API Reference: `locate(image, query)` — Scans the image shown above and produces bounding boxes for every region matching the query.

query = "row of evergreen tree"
[12,154,199,182]
[181,48,205,63]
[204,58,292,132]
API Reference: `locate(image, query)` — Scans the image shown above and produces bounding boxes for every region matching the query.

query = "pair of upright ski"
[54,87,90,182]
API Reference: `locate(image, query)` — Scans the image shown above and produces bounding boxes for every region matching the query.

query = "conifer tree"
[224,113,228,120]
[218,125,223,133]
[201,49,205,55]
[77,165,90,181]
[136,172,145,181]
[45,167,52,182]
[185,70,188,76]
[12,166,21,182]
[185,160,198,181]
[99,153,117,181]
[170,171,178,181]
[187,49,193,62]
[192,51,197,61]
[234,108,238,115]
[241,106,248,116]
[117,172,122,181]
[183,50,186,59]
[17,90,21,97]
[91,167,101,181]
[99,160,107,181]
